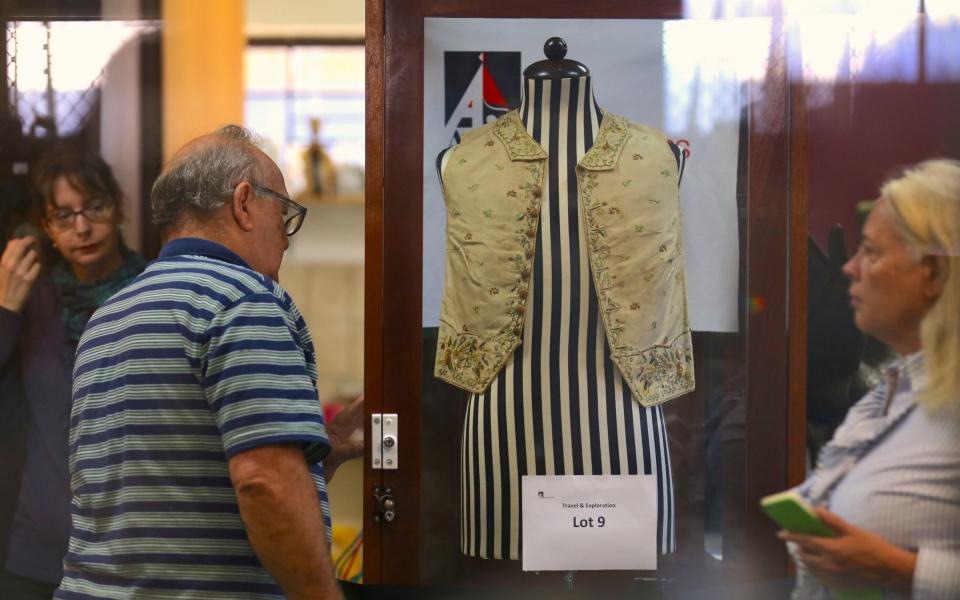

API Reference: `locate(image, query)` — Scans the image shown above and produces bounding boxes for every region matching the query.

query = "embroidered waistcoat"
[435,110,695,407]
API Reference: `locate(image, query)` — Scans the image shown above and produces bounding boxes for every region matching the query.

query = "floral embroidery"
[435,331,520,391]
[630,302,641,311]
[632,153,643,160]
[493,111,548,160]
[579,113,631,170]
[465,232,473,241]
[458,158,467,166]
[468,183,480,192]
[506,190,517,198]
[635,225,645,233]
[488,287,499,296]
[660,169,671,177]
[485,140,495,147]
[483,209,493,218]
[613,331,695,406]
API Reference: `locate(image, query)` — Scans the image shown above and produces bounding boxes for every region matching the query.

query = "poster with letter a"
[521,475,658,571]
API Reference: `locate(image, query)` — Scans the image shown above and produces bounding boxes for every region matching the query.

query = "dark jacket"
[0,277,76,583]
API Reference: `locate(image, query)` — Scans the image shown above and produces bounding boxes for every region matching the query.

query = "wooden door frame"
[365,0,808,585]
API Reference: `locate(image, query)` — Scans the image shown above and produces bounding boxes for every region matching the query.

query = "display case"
[363,1,815,595]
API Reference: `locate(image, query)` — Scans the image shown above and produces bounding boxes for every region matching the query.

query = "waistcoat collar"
[492,110,632,171]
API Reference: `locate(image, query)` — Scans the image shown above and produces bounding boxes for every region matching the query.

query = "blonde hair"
[882,159,960,413]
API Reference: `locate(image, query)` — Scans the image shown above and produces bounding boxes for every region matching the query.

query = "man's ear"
[921,254,946,300]
[231,182,256,232]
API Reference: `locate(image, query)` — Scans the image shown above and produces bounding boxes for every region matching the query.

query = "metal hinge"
[371,413,397,470]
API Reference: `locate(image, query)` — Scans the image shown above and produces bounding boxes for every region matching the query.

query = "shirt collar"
[898,350,925,393]
[158,237,251,269]
[881,350,925,414]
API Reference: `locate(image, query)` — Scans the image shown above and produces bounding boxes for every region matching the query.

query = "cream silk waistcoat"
[435,110,695,407]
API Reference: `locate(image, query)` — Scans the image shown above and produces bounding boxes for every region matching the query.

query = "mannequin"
[436,39,687,561]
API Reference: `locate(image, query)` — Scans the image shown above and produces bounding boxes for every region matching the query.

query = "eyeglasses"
[46,199,114,230]
[252,183,307,236]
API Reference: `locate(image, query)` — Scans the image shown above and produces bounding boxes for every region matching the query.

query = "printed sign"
[521,475,658,571]
[443,51,521,145]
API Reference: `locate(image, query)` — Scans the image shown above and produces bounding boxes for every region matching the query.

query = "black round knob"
[544,37,567,60]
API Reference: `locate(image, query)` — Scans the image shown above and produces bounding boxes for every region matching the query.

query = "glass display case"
[363,0,960,595]
[3,0,957,595]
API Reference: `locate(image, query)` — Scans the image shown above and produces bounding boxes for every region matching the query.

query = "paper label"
[521,475,658,571]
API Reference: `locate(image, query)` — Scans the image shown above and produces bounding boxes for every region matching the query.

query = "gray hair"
[150,125,265,226]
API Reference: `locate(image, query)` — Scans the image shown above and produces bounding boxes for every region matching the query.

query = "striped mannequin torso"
[440,76,676,561]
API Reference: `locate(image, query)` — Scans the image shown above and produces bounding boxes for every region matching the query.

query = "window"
[245,43,365,198]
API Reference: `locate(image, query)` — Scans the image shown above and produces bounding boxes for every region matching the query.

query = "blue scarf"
[50,245,146,344]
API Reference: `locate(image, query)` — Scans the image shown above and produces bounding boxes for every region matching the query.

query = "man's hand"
[779,508,917,593]
[324,394,364,482]
[0,237,41,313]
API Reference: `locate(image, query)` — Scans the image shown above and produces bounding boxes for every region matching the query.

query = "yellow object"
[162,0,244,160]
[301,117,339,198]
[331,525,362,583]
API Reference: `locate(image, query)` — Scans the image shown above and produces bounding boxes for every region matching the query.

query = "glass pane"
[7,20,154,136]
[800,7,960,600]
[290,46,365,92]
[245,43,366,584]
[3,7,368,595]
[246,46,290,92]
[418,16,763,595]
[244,45,365,195]
[925,10,960,82]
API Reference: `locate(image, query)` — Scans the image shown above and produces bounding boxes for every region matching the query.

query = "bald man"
[56,126,360,600]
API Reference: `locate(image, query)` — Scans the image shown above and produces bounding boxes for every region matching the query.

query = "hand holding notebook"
[762,491,910,600]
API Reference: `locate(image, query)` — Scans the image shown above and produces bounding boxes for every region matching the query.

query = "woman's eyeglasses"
[46,199,114,230]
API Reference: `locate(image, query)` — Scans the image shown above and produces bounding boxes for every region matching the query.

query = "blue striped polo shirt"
[55,238,331,600]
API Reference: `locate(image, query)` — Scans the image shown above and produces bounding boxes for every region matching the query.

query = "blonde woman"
[780,159,960,599]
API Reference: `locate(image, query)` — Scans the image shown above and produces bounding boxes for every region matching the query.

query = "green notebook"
[761,490,836,537]
[761,490,883,600]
